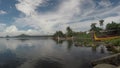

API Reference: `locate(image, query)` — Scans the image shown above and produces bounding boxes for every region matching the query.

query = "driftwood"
[91,53,120,66]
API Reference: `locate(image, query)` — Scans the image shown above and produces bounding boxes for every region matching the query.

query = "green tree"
[53,31,65,37]
[90,23,102,33]
[66,27,73,37]
[99,20,104,29]
[106,21,120,35]
[90,23,97,31]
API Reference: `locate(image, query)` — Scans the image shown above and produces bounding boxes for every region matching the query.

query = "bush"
[106,38,120,46]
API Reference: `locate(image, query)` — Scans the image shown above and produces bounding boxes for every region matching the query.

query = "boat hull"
[94,33,120,41]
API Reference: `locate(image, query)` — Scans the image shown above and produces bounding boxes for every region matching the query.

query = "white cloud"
[103,16,120,26]
[9,0,120,35]
[0,23,6,31]
[98,0,112,8]
[0,10,7,15]
[0,24,42,36]
[15,0,44,16]
[15,0,93,34]
[5,25,18,33]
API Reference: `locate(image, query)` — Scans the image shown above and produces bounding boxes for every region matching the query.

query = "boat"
[94,32,120,41]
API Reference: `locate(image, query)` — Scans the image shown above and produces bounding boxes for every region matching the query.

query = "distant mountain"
[0,34,53,38]
[14,34,53,38]
[15,34,31,37]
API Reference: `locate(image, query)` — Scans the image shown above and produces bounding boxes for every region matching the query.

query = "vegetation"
[53,20,120,49]
[90,21,120,37]
[99,20,104,29]
[106,21,120,35]
[90,23,102,32]
[66,27,73,37]
[53,26,74,38]
[105,38,120,53]
[105,38,120,46]
[90,23,96,31]
[73,32,91,39]
[53,31,65,38]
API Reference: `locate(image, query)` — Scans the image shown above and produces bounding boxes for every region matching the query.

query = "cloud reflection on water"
[0,39,110,68]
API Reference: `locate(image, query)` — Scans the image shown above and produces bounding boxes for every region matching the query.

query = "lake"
[0,38,111,68]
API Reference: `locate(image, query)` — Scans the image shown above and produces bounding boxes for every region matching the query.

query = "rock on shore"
[94,64,116,68]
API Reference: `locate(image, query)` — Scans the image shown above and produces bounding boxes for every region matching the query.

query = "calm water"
[0,38,111,68]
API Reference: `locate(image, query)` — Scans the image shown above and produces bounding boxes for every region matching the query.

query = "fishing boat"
[94,32,120,41]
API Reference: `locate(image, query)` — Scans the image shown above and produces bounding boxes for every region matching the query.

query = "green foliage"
[105,38,120,46]
[66,26,73,37]
[90,23,102,32]
[53,31,65,37]
[90,23,96,31]
[53,26,74,38]
[106,21,120,35]
[99,20,104,27]
[73,32,94,46]
[99,20,104,29]
[74,32,91,38]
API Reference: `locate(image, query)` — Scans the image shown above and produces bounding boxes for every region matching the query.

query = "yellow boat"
[94,32,120,41]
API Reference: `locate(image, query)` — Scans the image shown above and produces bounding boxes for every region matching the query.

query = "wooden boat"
[94,32,120,41]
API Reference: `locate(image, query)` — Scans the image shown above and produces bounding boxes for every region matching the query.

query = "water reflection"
[67,40,73,50]
[0,50,24,68]
[100,46,105,54]
[53,39,64,44]
[0,38,111,68]
[91,45,97,52]
[35,58,63,68]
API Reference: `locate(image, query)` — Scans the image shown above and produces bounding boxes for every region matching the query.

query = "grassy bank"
[105,38,120,46]
[73,32,91,39]
[104,38,120,53]
[73,32,94,46]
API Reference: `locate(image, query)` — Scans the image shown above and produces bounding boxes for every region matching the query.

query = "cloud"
[0,10,7,15]
[5,25,42,36]
[0,24,42,36]
[8,0,120,35]
[0,23,6,32]
[98,0,112,8]
[5,25,18,33]
[15,0,93,33]
[15,0,44,16]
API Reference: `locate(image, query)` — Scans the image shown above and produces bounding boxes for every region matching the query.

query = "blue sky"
[0,0,120,36]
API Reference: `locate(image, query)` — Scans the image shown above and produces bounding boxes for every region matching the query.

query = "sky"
[0,0,120,36]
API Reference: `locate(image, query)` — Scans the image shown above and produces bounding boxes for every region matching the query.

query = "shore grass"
[104,38,120,46]
[73,32,91,39]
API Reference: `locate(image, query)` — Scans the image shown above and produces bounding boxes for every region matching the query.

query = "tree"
[58,31,65,37]
[90,23,102,33]
[6,35,10,38]
[90,23,97,31]
[66,27,73,37]
[53,31,65,37]
[106,21,120,35]
[99,20,104,29]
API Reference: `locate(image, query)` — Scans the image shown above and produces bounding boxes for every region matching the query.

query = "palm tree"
[99,20,104,29]
[66,26,73,37]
